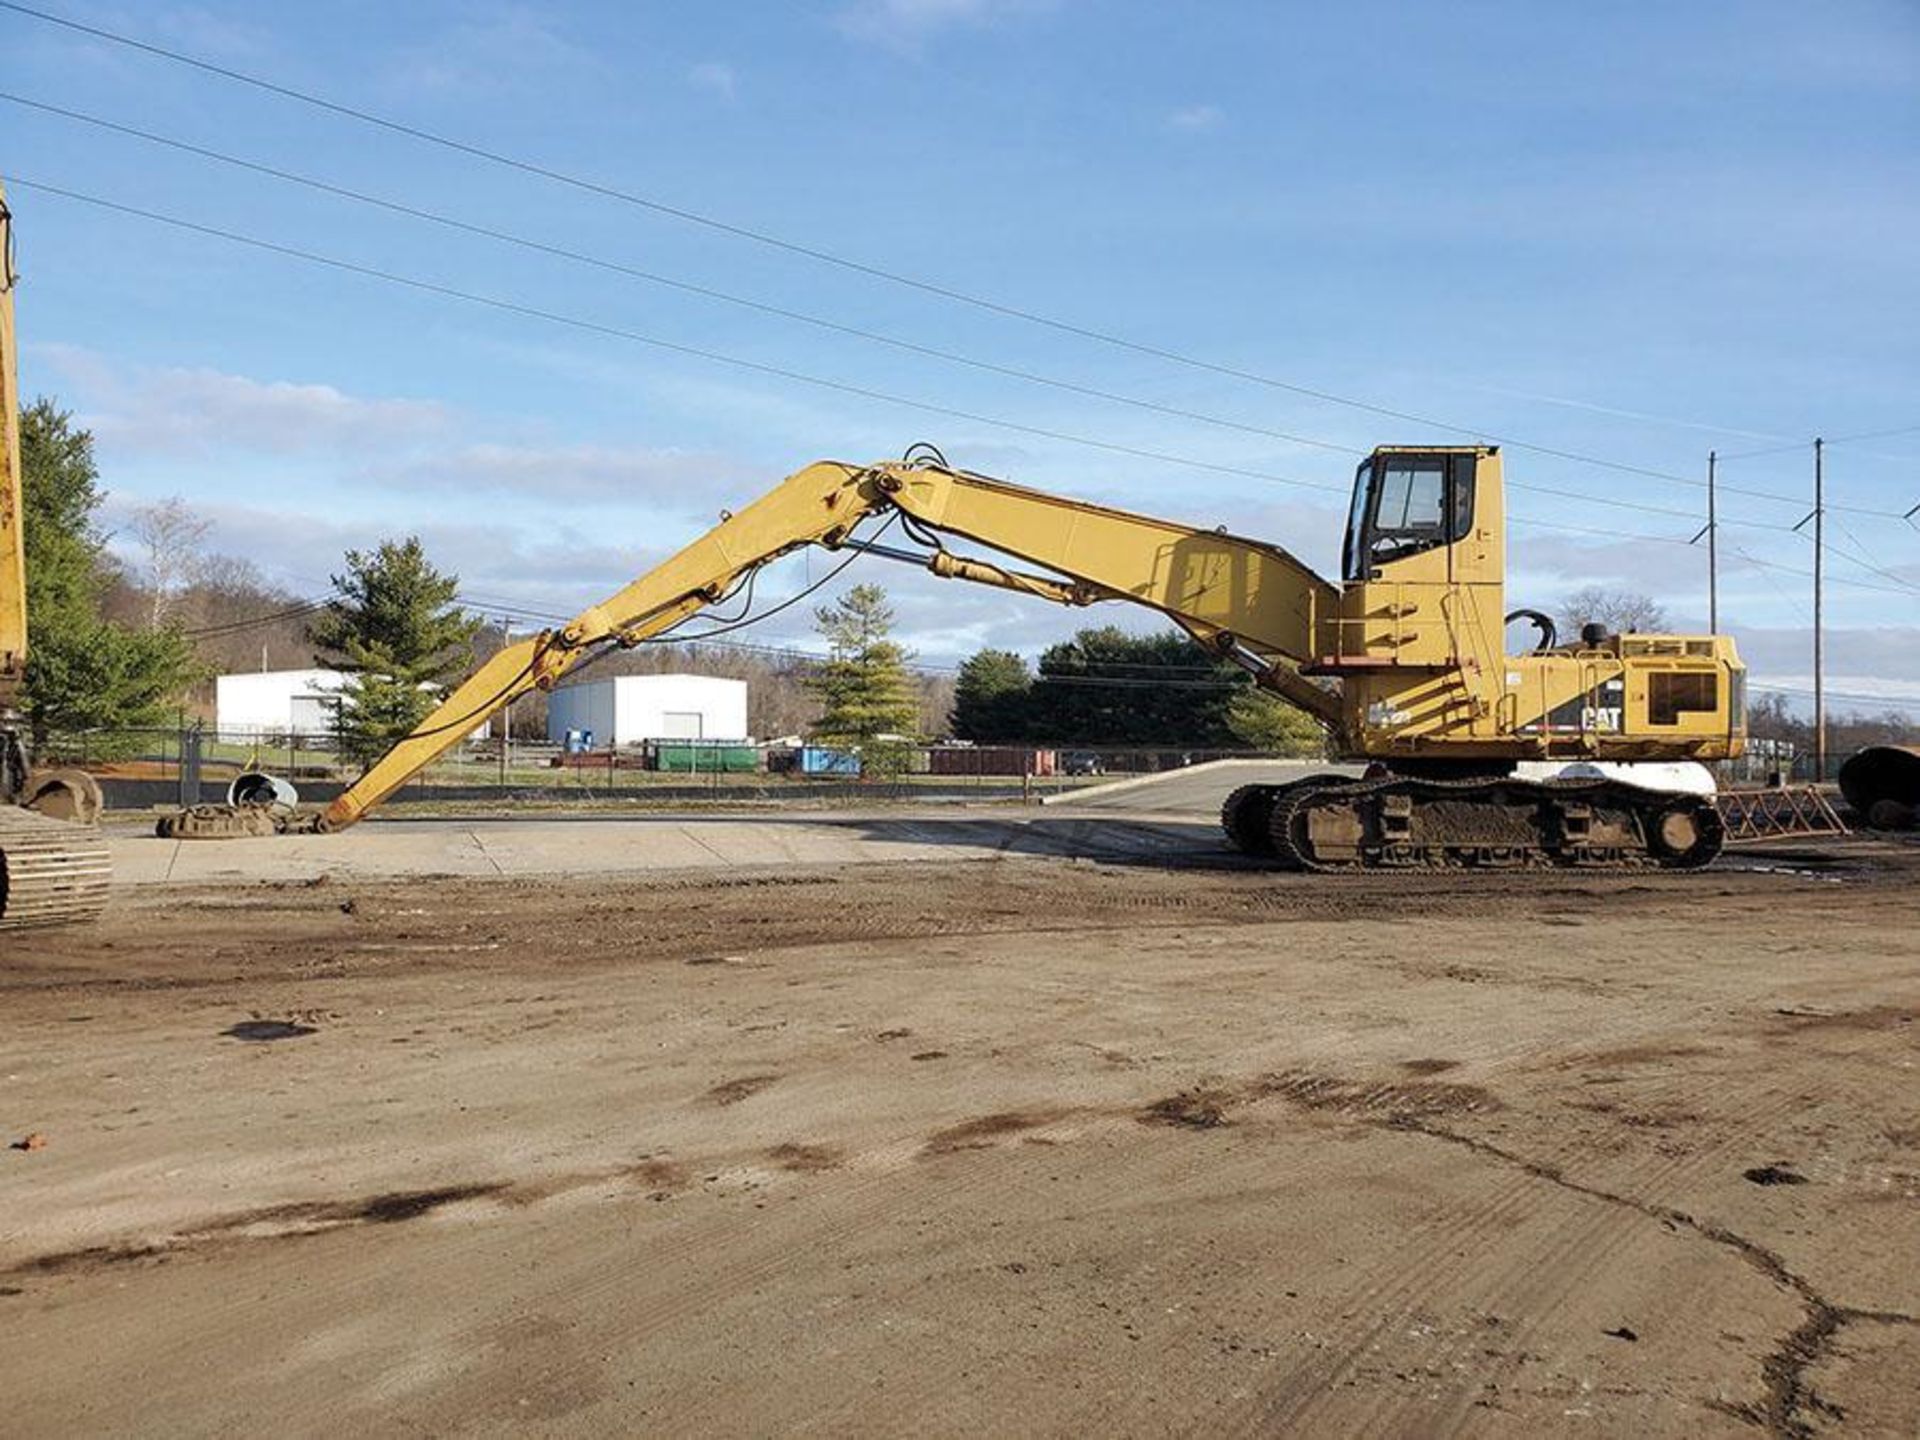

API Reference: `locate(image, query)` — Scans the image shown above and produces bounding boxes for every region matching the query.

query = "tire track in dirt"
[1143,1062,1917,1438]
[1090,1054,1919,1438]
[1338,1037,1822,1434]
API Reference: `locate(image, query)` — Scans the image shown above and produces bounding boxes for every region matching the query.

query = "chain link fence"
[38,723,1834,812]
[43,725,1328,810]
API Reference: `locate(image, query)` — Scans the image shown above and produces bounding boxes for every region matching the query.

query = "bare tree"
[1559,586,1667,637]
[129,496,213,628]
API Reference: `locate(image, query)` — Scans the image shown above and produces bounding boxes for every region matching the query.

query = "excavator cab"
[1326,445,1745,766]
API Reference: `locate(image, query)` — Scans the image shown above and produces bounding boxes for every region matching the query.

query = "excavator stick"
[318,461,879,830]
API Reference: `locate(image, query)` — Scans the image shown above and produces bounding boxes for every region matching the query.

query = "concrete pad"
[1052,757,1363,814]
[108,809,1225,888]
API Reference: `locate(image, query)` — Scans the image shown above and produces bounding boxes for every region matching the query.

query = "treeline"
[950,626,1324,753]
[1746,692,1919,757]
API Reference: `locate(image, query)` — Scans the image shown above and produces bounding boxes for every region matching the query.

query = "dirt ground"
[4,835,1918,1436]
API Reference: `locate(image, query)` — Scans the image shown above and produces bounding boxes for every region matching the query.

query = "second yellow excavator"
[0,183,111,929]
[314,443,1744,870]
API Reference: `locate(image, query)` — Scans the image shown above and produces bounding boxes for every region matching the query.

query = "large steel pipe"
[1837,746,1920,830]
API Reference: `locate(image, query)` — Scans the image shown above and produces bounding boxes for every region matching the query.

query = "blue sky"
[4,0,1918,706]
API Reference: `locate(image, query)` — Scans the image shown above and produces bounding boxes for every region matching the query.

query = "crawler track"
[1223,772,1724,871]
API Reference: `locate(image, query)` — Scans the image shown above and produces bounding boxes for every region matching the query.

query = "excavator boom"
[323,455,1340,829]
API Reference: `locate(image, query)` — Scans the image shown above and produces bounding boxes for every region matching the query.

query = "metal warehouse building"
[545,674,749,747]
[214,668,348,739]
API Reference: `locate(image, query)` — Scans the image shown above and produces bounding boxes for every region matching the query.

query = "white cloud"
[835,0,1051,51]
[153,6,271,58]
[30,347,746,509]
[380,440,746,507]
[380,6,591,96]
[1167,104,1225,133]
[33,346,451,458]
[687,61,737,100]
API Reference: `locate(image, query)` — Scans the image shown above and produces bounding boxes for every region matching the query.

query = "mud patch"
[5,1182,510,1279]
[705,1074,780,1106]
[624,1156,688,1192]
[767,1142,842,1173]
[924,1110,1057,1154]
[10,1242,167,1277]
[222,1019,317,1042]
[1770,1005,1913,1036]
[1140,1088,1232,1130]
[356,1185,502,1223]
[1257,1070,1500,1121]
[1572,1042,1716,1068]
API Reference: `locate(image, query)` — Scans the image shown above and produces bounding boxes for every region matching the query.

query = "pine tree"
[806,583,918,776]
[950,647,1031,742]
[310,538,481,768]
[1224,684,1324,756]
[18,400,200,748]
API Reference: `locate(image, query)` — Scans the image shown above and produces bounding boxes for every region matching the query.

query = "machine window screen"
[1377,461,1446,532]
[1648,671,1718,725]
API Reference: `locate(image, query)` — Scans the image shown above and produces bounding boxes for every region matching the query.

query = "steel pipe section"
[1837,746,1920,830]
[227,771,299,810]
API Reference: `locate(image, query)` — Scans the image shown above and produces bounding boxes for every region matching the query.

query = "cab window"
[1345,454,1475,578]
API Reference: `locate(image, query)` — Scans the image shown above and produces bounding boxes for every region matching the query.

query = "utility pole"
[1707,450,1719,634]
[1813,438,1825,783]
[1692,450,1719,633]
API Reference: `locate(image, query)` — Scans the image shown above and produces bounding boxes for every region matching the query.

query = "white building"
[215,668,347,739]
[215,667,490,741]
[545,674,749,747]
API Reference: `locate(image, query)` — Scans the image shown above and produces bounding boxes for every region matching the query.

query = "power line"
[1717,425,1920,468]
[1827,422,1920,446]
[0,173,1349,502]
[180,598,325,637]
[25,173,1920,572]
[0,0,1838,497]
[1751,682,1920,709]
[0,92,1362,464]
[8,94,1863,531]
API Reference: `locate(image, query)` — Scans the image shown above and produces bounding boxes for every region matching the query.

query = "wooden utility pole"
[1813,438,1825,782]
[1693,451,1720,633]
[1707,450,1719,634]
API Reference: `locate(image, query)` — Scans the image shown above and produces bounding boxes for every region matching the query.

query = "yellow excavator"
[4,180,1741,882]
[316,443,1745,870]
[0,182,112,929]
